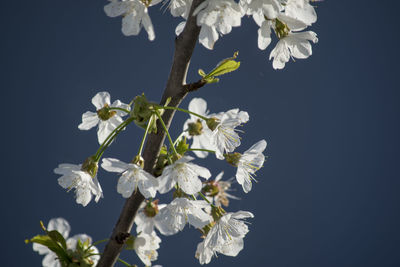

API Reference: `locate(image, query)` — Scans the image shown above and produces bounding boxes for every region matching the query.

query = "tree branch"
[97,1,204,266]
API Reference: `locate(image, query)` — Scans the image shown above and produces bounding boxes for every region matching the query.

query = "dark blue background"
[2,0,400,266]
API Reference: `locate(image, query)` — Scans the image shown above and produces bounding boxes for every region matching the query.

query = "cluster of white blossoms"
[31,218,99,267]
[51,90,266,266]
[104,0,319,69]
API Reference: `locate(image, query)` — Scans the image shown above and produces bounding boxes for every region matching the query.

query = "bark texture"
[97,1,204,266]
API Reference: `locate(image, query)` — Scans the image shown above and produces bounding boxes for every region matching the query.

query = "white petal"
[178,175,202,195]
[142,11,155,41]
[78,111,99,130]
[104,1,130,17]
[101,158,130,173]
[257,20,271,50]
[122,12,141,36]
[47,218,71,239]
[199,25,218,50]
[175,21,186,36]
[92,92,110,110]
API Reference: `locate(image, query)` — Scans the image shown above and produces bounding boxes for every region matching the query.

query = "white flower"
[104,0,162,40]
[55,163,103,207]
[194,0,243,49]
[33,218,99,267]
[155,198,212,235]
[134,232,161,266]
[270,30,318,69]
[283,0,317,26]
[78,91,130,144]
[236,139,267,193]
[204,211,253,249]
[101,158,158,198]
[167,0,193,18]
[240,0,283,22]
[208,109,249,160]
[135,201,168,235]
[183,98,214,158]
[195,237,243,264]
[158,156,211,195]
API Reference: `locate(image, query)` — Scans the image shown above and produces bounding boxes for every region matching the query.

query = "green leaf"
[47,230,67,250]
[199,51,240,84]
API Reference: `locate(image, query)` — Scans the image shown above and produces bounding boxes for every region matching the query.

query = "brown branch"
[183,79,207,92]
[96,1,205,266]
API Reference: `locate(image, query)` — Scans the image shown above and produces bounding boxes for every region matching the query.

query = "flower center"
[97,104,116,121]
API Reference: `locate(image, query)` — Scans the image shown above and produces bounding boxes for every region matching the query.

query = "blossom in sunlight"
[55,163,103,207]
[104,0,162,40]
[168,0,193,18]
[204,210,253,249]
[269,29,318,69]
[134,231,161,266]
[158,156,211,195]
[194,0,243,49]
[195,236,243,264]
[183,97,214,158]
[101,158,158,198]
[78,91,130,144]
[283,0,317,26]
[32,218,99,267]
[155,198,212,235]
[135,200,169,235]
[206,108,249,160]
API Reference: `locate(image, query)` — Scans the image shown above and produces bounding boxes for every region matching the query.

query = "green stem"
[138,115,153,156]
[154,105,208,121]
[154,110,178,156]
[117,258,135,267]
[109,107,130,114]
[188,148,216,153]
[198,191,212,205]
[95,118,133,161]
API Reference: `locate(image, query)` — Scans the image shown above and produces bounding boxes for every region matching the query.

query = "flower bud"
[224,152,242,167]
[81,156,98,178]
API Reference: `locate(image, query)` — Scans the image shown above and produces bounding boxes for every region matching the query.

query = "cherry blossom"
[78,91,130,144]
[101,157,158,198]
[55,163,103,207]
